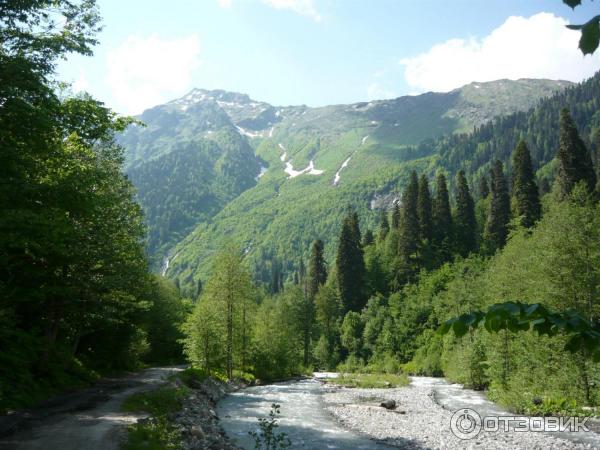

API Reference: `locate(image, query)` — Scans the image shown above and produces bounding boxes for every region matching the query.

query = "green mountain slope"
[127,127,259,264]
[147,78,577,291]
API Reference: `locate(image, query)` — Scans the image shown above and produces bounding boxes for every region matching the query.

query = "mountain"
[119,78,573,278]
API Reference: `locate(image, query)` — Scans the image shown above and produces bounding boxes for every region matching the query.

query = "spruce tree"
[556,108,597,198]
[479,176,490,199]
[308,239,327,300]
[195,279,203,299]
[391,203,401,229]
[539,178,551,196]
[511,140,541,228]
[433,173,452,261]
[484,160,511,253]
[378,209,390,241]
[336,211,366,313]
[417,174,433,242]
[398,171,420,276]
[363,229,375,246]
[349,211,362,245]
[454,170,477,256]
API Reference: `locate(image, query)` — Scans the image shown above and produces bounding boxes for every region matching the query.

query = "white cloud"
[400,12,600,93]
[262,0,321,21]
[106,34,201,115]
[217,0,321,21]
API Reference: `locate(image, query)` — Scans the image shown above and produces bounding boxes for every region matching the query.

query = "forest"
[183,104,600,416]
[3,0,600,428]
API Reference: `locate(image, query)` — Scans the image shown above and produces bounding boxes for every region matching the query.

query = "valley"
[5,2,600,449]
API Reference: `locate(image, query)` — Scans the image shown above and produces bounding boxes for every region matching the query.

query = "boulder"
[380,399,396,410]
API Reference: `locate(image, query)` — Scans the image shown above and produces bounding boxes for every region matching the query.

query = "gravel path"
[0,366,184,450]
[322,377,599,449]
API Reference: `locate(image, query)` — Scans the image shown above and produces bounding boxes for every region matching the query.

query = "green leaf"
[452,319,469,338]
[565,335,583,353]
[563,0,582,8]
[575,16,600,55]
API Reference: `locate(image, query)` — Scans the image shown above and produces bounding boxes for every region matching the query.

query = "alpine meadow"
[4,1,600,450]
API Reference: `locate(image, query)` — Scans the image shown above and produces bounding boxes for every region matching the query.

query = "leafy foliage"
[249,404,291,450]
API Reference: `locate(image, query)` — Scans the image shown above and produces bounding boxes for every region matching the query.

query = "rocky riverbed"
[217,374,600,449]
[169,376,241,450]
[323,376,600,449]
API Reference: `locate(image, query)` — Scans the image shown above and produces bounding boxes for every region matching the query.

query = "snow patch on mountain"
[361,135,369,145]
[278,143,323,179]
[333,157,352,186]
[236,126,262,138]
[285,160,324,178]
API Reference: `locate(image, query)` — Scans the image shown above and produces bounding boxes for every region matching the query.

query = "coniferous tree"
[195,279,203,299]
[349,210,362,245]
[417,174,433,243]
[398,171,420,277]
[484,160,511,253]
[556,108,597,198]
[511,140,541,228]
[378,209,390,241]
[363,229,375,246]
[336,211,366,313]
[479,176,490,199]
[391,203,401,229]
[539,177,551,196]
[308,239,327,300]
[455,170,477,256]
[433,173,452,261]
[270,261,281,294]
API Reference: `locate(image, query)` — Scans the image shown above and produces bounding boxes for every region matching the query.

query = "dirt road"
[0,366,183,450]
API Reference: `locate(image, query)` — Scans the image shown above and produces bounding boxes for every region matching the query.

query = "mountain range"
[118,76,593,292]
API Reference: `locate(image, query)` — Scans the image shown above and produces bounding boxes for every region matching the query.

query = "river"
[218,375,600,449]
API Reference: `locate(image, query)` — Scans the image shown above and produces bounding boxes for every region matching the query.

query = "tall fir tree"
[511,140,541,228]
[349,210,362,245]
[417,174,433,242]
[478,176,490,200]
[363,229,375,246]
[336,211,366,313]
[398,171,420,278]
[308,239,327,300]
[391,203,401,229]
[433,173,452,262]
[556,108,597,198]
[454,170,477,256]
[484,160,511,253]
[378,209,390,242]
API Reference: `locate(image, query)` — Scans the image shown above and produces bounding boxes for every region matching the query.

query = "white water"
[218,376,600,449]
[217,378,394,449]
[255,165,268,181]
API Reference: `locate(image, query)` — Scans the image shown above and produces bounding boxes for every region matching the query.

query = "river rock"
[380,399,396,410]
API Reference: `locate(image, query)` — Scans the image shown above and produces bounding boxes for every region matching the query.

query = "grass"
[326,372,409,389]
[121,385,189,450]
[121,385,189,416]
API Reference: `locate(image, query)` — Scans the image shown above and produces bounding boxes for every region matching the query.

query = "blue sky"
[58,0,600,114]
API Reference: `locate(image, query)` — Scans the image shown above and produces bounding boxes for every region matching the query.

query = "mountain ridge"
[116,76,584,289]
